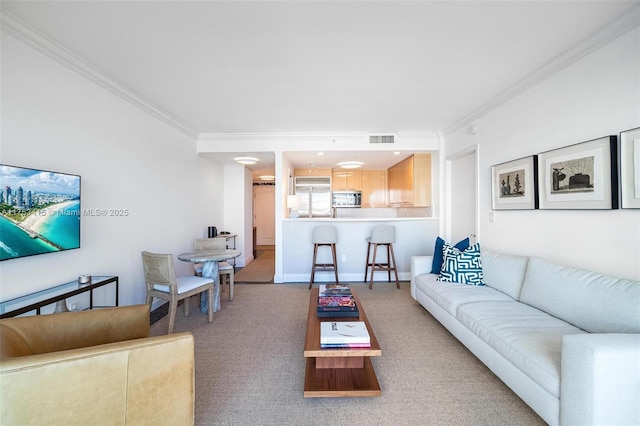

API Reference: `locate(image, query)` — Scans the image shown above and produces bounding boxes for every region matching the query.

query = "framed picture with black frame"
[491,155,538,210]
[537,135,618,209]
[619,126,640,209]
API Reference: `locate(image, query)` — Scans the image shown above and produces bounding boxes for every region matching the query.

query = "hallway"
[234,245,274,283]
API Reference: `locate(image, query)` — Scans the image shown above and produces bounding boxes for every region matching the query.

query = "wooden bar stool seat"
[364,224,399,289]
[309,225,339,288]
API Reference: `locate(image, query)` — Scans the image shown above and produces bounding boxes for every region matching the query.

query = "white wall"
[0,35,223,307]
[222,164,254,266]
[274,155,294,282]
[444,28,640,280]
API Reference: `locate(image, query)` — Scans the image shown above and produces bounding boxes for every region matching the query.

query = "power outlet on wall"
[341,254,347,262]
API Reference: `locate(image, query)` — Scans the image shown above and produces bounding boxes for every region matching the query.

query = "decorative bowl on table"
[78,274,92,286]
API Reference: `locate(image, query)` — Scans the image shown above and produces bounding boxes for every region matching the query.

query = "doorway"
[444,145,479,244]
[253,184,275,247]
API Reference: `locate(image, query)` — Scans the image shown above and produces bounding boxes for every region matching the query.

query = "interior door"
[253,185,275,246]
[445,146,478,244]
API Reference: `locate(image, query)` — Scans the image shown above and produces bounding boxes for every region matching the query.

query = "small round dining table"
[178,249,241,313]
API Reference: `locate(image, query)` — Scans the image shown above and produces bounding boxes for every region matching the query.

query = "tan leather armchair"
[0,305,194,425]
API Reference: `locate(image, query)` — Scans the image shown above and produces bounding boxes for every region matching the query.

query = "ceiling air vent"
[369,135,395,144]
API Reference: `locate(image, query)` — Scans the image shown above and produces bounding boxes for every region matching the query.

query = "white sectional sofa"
[410,249,640,426]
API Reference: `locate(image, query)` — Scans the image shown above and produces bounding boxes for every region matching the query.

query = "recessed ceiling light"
[337,161,364,169]
[234,156,259,165]
[393,151,401,155]
[317,152,325,156]
[259,175,275,181]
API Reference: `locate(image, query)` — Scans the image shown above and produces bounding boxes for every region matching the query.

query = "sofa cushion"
[431,236,469,274]
[456,300,586,397]
[414,273,512,316]
[520,257,640,333]
[439,242,485,286]
[481,250,529,299]
[0,324,32,358]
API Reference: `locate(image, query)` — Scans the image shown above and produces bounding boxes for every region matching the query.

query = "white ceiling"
[3,1,638,173]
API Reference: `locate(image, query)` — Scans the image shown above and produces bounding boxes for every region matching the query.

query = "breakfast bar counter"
[283,216,431,222]
[279,217,438,283]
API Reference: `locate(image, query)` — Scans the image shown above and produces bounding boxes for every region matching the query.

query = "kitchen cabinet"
[388,154,431,207]
[294,167,331,177]
[331,170,362,191]
[361,170,387,207]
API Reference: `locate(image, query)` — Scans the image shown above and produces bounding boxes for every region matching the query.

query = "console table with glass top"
[0,276,119,319]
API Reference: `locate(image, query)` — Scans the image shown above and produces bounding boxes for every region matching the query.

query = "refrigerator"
[294,176,332,218]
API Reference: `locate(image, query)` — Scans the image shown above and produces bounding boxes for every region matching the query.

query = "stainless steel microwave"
[332,191,362,208]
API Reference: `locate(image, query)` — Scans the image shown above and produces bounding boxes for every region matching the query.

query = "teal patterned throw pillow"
[438,242,485,286]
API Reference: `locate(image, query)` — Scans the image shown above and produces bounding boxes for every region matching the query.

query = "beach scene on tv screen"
[0,165,80,261]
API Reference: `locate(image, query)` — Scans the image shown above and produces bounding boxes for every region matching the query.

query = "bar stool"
[364,224,399,289]
[309,225,339,288]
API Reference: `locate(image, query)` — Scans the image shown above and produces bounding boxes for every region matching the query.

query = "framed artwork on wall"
[491,155,538,210]
[537,135,618,209]
[619,127,640,209]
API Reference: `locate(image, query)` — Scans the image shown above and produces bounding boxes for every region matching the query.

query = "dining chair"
[193,238,235,301]
[141,251,214,334]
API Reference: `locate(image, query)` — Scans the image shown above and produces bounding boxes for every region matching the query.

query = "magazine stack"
[317,284,359,318]
[320,321,371,348]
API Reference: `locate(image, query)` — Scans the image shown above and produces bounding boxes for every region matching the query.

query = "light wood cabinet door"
[361,170,387,207]
[332,170,346,191]
[332,170,362,191]
[387,154,431,206]
[295,167,331,177]
[412,153,431,207]
[388,156,413,205]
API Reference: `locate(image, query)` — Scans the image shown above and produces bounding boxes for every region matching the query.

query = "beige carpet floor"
[150,283,544,425]
[234,249,275,283]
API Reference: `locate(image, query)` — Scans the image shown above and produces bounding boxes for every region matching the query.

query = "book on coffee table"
[320,321,370,345]
[318,284,352,296]
[317,295,359,317]
[320,342,371,349]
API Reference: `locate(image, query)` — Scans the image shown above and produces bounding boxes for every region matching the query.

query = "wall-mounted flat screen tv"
[0,164,80,261]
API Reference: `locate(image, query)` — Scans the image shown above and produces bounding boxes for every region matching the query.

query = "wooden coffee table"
[303,287,382,397]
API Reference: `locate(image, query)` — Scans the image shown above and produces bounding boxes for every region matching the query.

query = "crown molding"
[444,4,640,136]
[1,8,197,139]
